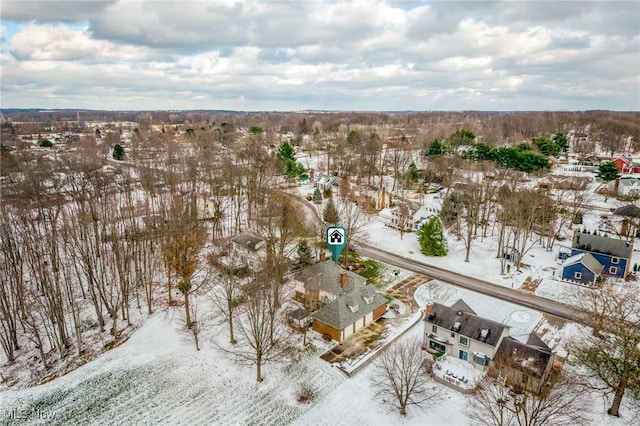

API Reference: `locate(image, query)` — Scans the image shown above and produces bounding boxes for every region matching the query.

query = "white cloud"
[0,0,638,110]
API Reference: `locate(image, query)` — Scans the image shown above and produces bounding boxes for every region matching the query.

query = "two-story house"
[423,299,510,370]
[561,230,634,284]
[293,259,388,342]
[216,232,266,275]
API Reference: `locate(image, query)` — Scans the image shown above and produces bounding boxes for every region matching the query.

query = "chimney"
[340,271,347,288]
[426,303,433,315]
[320,251,326,262]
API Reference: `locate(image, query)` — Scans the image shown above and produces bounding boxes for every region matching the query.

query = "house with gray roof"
[561,252,603,285]
[563,230,634,281]
[292,260,387,342]
[490,335,556,394]
[423,299,510,371]
[216,232,266,275]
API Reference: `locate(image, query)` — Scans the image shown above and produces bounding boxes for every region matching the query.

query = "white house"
[423,299,510,371]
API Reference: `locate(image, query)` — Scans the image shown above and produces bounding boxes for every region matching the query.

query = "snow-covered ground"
[2,178,639,424]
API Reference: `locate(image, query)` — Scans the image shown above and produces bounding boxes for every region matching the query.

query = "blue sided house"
[562,231,634,284]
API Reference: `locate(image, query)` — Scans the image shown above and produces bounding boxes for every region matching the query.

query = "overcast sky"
[1,0,638,111]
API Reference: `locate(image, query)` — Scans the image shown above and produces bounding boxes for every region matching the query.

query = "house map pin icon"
[326,226,346,265]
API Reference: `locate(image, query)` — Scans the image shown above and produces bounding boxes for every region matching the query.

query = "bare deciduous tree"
[230,279,291,382]
[466,373,589,426]
[370,340,439,416]
[571,286,640,417]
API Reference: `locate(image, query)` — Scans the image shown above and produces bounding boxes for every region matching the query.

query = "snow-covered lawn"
[2,184,639,424]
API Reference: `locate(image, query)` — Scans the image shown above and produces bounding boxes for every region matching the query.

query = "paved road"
[288,190,589,325]
[353,242,588,324]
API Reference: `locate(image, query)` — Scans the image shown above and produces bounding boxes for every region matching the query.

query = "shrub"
[296,383,315,404]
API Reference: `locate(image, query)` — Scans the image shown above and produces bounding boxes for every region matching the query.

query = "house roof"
[572,232,633,259]
[493,336,553,378]
[312,283,387,330]
[425,300,507,347]
[563,252,603,275]
[618,178,640,188]
[296,260,367,298]
[613,204,640,217]
[229,232,264,252]
[449,299,476,315]
[288,307,308,320]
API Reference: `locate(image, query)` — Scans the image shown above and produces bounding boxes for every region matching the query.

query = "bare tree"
[209,264,243,345]
[336,195,369,267]
[371,340,439,416]
[571,286,640,417]
[230,279,291,382]
[467,372,589,426]
[161,195,206,329]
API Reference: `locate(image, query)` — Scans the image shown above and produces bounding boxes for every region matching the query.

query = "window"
[451,332,456,338]
[474,354,487,366]
[612,257,619,264]
[459,336,469,346]
[609,266,618,275]
[432,325,437,333]
[429,340,446,353]
[574,272,582,279]
[459,350,468,361]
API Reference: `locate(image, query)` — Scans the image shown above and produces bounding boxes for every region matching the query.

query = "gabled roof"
[313,283,387,330]
[450,299,476,315]
[572,232,633,259]
[613,204,640,217]
[563,252,603,275]
[425,300,507,347]
[296,260,367,298]
[229,232,264,252]
[493,336,553,378]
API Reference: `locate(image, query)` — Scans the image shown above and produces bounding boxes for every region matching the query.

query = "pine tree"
[418,217,447,256]
[323,198,339,225]
[293,240,313,270]
[113,143,125,160]
[312,187,322,204]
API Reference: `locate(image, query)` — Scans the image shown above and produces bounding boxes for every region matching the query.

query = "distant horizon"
[2,107,639,115]
[1,1,638,111]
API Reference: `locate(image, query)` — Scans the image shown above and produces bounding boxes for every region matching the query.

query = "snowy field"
[0,303,631,426]
[2,180,639,424]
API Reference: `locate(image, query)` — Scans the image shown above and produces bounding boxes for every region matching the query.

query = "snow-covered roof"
[563,252,603,275]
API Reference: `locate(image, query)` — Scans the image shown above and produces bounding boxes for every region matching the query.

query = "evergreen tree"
[407,161,420,183]
[312,187,322,204]
[597,161,620,182]
[113,143,125,160]
[293,240,313,270]
[532,136,559,156]
[418,217,447,256]
[553,132,569,153]
[448,129,475,146]
[426,139,448,156]
[323,198,339,225]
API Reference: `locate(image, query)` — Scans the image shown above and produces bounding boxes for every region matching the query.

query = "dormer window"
[480,328,490,342]
[452,321,461,331]
[347,303,358,313]
[612,257,619,264]
[363,295,373,304]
